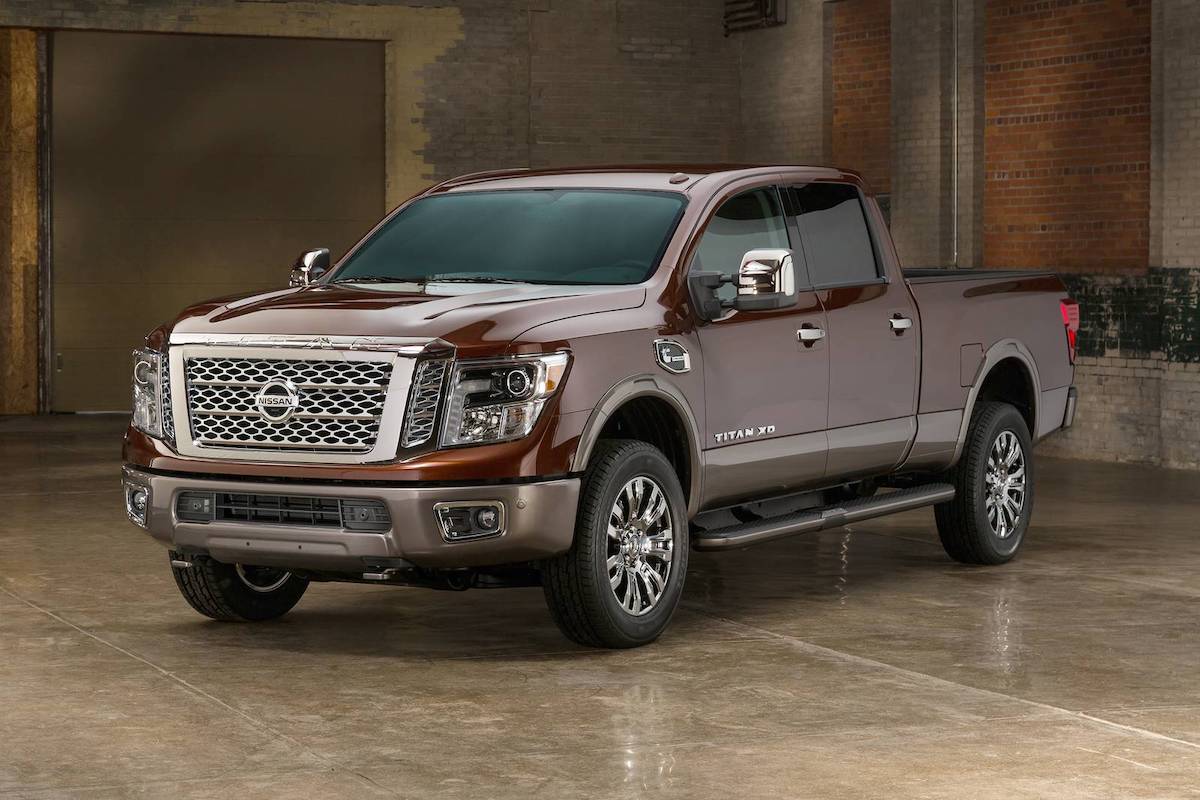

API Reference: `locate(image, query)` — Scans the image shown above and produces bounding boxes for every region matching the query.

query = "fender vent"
[402,359,448,447]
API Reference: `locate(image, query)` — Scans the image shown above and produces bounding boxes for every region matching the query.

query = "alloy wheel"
[235,564,292,593]
[606,475,674,616]
[985,430,1026,539]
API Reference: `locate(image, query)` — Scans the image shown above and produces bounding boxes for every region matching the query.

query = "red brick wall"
[831,0,891,195]
[983,0,1151,271]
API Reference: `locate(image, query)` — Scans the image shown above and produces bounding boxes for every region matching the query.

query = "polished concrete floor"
[1,415,1199,798]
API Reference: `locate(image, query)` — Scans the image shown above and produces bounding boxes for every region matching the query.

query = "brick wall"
[530,0,738,167]
[983,0,1152,272]
[831,0,891,195]
[0,0,1197,470]
[1039,267,1200,470]
[1036,1,1200,471]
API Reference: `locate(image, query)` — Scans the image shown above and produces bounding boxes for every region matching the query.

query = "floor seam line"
[0,582,403,799]
[683,603,1200,753]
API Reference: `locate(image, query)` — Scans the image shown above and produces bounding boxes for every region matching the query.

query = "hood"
[166,281,647,355]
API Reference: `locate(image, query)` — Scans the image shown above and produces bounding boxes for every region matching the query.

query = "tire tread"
[935,401,1031,565]
[543,439,684,648]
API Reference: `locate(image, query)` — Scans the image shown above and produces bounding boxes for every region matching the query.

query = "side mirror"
[732,248,796,312]
[289,248,331,287]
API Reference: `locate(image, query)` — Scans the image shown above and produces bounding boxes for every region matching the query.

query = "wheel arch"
[952,339,1041,466]
[571,375,703,518]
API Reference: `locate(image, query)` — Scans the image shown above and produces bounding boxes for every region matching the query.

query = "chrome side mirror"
[289,248,330,287]
[732,248,796,312]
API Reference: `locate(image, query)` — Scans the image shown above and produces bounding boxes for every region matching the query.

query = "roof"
[430,164,862,196]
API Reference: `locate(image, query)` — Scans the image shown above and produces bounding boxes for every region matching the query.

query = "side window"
[693,187,789,301]
[792,183,879,286]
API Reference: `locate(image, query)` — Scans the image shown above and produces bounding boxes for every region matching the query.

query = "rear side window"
[791,183,879,286]
[692,187,789,301]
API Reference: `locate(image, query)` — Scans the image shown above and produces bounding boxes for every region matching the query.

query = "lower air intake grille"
[217,493,343,527]
[176,491,390,532]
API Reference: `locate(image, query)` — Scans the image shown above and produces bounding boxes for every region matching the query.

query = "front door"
[692,186,830,508]
[788,182,919,479]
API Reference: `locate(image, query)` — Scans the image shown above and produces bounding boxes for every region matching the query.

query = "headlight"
[440,353,570,447]
[131,348,164,438]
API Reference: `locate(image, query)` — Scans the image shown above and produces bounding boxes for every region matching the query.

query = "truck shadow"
[161,525,965,662]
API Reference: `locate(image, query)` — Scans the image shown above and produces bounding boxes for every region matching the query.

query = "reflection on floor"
[2,414,1198,798]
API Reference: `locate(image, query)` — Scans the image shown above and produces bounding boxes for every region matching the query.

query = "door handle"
[797,325,826,346]
[889,316,913,332]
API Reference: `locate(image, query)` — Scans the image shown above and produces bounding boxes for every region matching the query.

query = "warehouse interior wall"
[0,0,1197,467]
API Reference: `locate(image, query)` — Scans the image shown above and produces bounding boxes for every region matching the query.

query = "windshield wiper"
[332,274,530,285]
[428,276,527,284]
[330,275,404,284]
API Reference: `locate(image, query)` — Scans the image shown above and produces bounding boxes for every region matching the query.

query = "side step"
[691,483,955,552]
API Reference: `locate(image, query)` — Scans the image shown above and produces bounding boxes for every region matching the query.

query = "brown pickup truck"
[122,165,1079,648]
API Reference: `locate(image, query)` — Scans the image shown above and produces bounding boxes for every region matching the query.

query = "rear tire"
[169,553,308,621]
[935,402,1034,565]
[542,440,689,648]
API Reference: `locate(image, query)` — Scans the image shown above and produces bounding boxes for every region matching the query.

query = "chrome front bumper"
[122,466,579,571]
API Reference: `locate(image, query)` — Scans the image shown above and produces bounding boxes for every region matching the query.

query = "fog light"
[124,481,151,527]
[474,507,500,531]
[433,501,506,542]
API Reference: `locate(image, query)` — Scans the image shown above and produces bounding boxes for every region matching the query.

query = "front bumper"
[122,466,579,571]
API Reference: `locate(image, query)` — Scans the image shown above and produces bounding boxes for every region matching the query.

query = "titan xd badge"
[653,339,691,374]
[714,426,776,444]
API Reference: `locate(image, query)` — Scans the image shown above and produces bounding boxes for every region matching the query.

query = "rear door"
[786,182,919,479]
[692,185,830,508]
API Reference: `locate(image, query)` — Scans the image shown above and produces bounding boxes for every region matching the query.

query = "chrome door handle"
[889,316,913,331]
[797,327,826,343]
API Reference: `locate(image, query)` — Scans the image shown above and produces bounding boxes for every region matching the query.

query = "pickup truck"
[122,165,1079,648]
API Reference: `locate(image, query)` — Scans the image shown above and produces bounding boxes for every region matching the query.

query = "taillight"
[1060,298,1080,364]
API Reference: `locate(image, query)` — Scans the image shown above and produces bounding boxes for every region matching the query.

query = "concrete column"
[0,29,40,415]
[953,0,985,269]
[1156,0,1200,269]
[889,0,954,268]
[1154,0,1200,470]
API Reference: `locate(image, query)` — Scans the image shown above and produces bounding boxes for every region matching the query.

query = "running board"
[691,483,956,551]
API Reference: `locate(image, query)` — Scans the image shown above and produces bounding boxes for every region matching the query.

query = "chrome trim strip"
[433,500,507,543]
[169,344,417,465]
[168,332,453,356]
[188,379,388,391]
[189,409,381,421]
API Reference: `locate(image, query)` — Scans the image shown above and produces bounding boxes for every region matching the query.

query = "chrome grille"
[184,357,393,453]
[161,355,175,442]
[402,359,448,447]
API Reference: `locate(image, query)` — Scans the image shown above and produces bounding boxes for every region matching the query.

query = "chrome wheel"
[607,475,674,616]
[235,564,291,593]
[985,430,1026,539]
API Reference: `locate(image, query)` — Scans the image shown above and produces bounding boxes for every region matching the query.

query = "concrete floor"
[1,416,1199,799]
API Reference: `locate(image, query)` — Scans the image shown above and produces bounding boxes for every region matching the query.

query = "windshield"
[331,189,686,286]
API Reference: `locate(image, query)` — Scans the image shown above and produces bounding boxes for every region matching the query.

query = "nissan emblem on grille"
[255,378,301,423]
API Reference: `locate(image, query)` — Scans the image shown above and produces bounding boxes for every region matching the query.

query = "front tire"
[169,553,308,621]
[935,402,1034,565]
[542,440,689,648]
